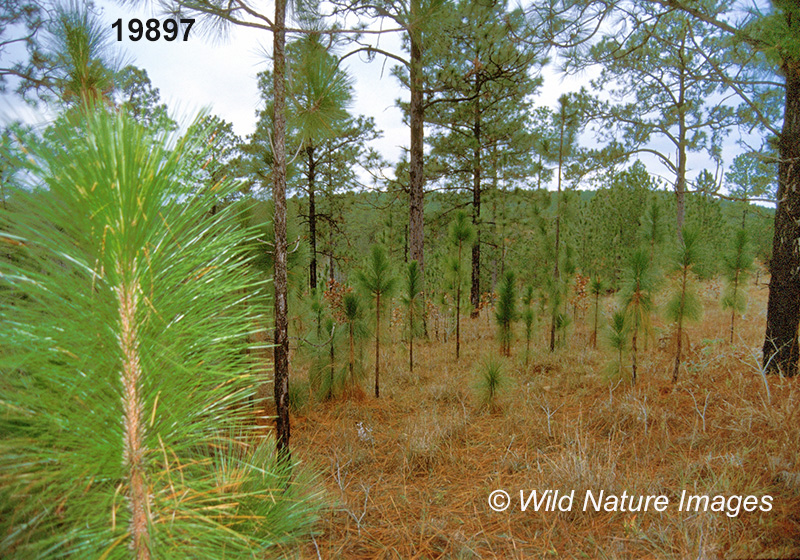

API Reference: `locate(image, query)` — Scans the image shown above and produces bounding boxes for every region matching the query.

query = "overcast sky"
[0,0,764,194]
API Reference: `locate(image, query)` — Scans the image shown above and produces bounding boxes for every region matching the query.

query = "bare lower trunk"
[631,328,638,385]
[409,306,414,372]
[375,293,381,398]
[273,0,291,459]
[328,335,335,401]
[118,279,150,559]
[470,98,482,315]
[730,268,739,344]
[408,0,424,275]
[307,144,317,290]
[672,320,683,383]
[763,60,800,376]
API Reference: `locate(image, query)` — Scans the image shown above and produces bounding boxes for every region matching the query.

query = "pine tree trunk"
[592,292,599,348]
[730,267,740,344]
[272,0,291,459]
[763,60,800,376]
[675,55,688,241]
[328,335,335,401]
[409,305,414,372]
[550,117,564,353]
[631,328,638,385]
[470,90,482,316]
[307,144,317,291]
[349,324,355,383]
[118,279,150,559]
[673,269,687,383]
[408,0,425,275]
[456,244,462,359]
[375,292,381,398]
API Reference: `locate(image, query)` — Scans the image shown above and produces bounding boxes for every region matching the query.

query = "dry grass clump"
[288,280,800,559]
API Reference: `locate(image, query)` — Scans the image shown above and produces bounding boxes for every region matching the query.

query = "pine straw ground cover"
[287,280,800,559]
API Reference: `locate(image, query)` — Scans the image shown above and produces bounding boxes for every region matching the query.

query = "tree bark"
[672,268,687,383]
[272,0,291,459]
[408,0,425,274]
[470,89,482,316]
[763,60,800,376]
[307,143,318,290]
[675,42,688,241]
[550,111,565,352]
[375,292,381,398]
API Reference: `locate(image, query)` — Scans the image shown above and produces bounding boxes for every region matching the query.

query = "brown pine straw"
[283,279,800,559]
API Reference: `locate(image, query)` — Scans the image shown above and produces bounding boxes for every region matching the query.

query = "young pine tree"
[606,309,630,378]
[0,109,318,558]
[621,249,656,384]
[722,229,754,344]
[342,290,367,392]
[495,270,518,356]
[667,228,704,383]
[589,276,608,348]
[521,284,537,364]
[402,260,424,371]
[449,210,475,359]
[356,244,396,398]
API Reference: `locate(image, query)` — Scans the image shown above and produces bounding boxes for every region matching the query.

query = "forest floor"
[284,279,800,559]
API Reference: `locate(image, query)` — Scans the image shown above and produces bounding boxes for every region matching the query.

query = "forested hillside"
[1,0,799,557]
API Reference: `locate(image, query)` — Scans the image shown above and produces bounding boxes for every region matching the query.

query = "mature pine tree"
[580,4,734,240]
[549,93,583,351]
[424,0,542,312]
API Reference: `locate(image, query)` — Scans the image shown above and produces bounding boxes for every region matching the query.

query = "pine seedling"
[640,196,667,265]
[521,284,537,364]
[341,290,368,392]
[402,260,424,371]
[448,210,475,359]
[589,276,607,348]
[356,244,396,398]
[306,309,348,401]
[620,248,656,384]
[666,228,704,383]
[0,108,319,558]
[606,309,630,379]
[546,275,570,349]
[495,270,518,356]
[721,228,754,343]
[473,355,509,411]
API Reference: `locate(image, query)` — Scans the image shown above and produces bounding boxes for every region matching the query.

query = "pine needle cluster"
[0,109,319,558]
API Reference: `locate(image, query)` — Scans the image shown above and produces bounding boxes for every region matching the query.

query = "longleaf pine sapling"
[403,260,424,371]
[667,228,704,383]
[589,276,607,348]
[495,270,518,356]
[0,108,320,558]
[522,284,536,364]
[621,249,655,384]
[356,244,396,398]
[342,290,367,393]
[448,210,475,359]
[722,228,754,344]
[607,309,630,379]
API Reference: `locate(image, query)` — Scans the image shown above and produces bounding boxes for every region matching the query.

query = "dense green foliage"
[0,109,319,558]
